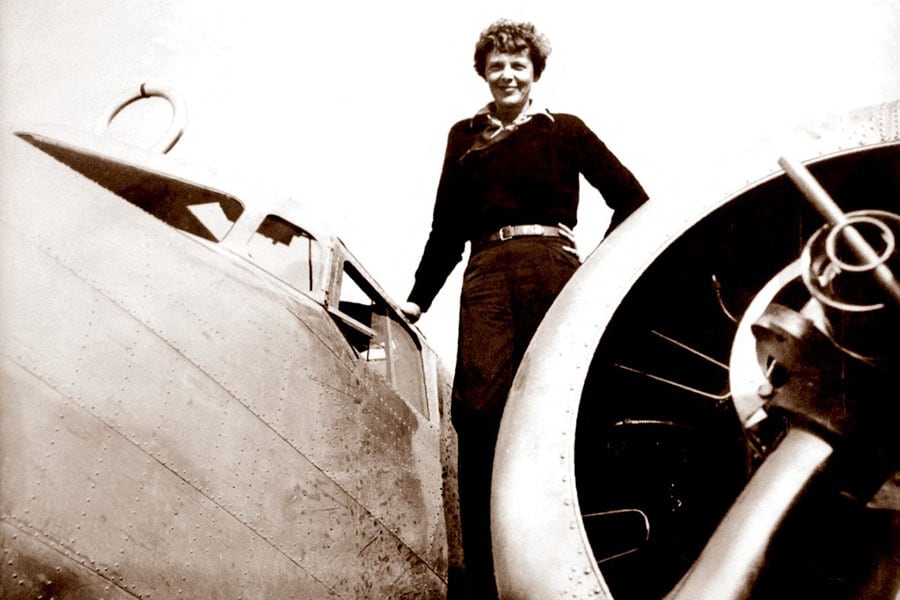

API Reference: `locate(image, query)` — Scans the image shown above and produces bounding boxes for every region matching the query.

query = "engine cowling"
[492,100,900,599]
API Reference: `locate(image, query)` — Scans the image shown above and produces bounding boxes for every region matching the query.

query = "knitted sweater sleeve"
[406,125,469,312]
[563,115,649,235]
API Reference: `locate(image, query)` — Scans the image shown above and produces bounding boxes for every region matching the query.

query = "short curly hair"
[473,19,552,80]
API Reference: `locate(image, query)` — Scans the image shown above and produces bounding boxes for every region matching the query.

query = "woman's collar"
[470,100,555,127]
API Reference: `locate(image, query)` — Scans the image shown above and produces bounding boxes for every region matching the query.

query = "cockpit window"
[186,200,242,241]
[334,261,428,416]
[124,179,243,242]
[246,214,324,293]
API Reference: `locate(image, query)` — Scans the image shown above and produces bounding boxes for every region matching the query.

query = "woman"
[399,19,649,599]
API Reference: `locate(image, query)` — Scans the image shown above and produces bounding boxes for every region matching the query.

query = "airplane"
[4,82,899,600]
[1,85,462,599]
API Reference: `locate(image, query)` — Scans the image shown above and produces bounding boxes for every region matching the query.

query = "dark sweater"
[407,112,648,311]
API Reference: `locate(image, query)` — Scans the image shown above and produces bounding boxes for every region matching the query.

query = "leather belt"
[484,224,564,242]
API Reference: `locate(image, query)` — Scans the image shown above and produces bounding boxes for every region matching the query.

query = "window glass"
[246,215,323,293]
[153,188,242,242]
[335,262,428,416]
[187,202,239,241]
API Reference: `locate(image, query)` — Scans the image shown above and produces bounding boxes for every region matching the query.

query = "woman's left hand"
[399,301,422,323]
[558,222,580,261]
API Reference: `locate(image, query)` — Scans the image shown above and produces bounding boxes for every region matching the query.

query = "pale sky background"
[1,0,898,366]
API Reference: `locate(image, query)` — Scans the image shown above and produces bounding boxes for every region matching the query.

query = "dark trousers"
[450,237,579,599]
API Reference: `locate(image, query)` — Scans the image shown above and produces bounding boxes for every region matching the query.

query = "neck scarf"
[462,101,554,159]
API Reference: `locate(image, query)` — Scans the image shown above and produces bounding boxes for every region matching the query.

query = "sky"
[1,0,898,365]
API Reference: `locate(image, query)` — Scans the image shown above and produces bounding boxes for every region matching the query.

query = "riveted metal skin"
[0,119,459,598]
[492,100,900,599]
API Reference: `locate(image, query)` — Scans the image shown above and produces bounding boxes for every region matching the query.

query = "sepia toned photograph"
[1,1,898,598]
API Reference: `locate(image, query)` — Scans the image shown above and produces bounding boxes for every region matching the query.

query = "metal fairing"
[0,121,458,598]
[492,100,900,599]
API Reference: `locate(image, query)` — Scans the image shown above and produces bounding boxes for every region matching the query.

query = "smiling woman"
[397,18,650,599]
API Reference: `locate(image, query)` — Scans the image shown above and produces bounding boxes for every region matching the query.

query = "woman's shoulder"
[448,117,474,134]
[547,112,590,130]
[547,112,609,146]
[444,117,478,149]
[437,118,478,160]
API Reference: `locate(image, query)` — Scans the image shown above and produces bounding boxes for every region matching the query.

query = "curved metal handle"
[94,83,186,154]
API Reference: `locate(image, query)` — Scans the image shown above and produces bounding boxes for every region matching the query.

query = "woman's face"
[484,48,535,117]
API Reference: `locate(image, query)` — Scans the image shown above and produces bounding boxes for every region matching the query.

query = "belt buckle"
[498,225,514,241]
